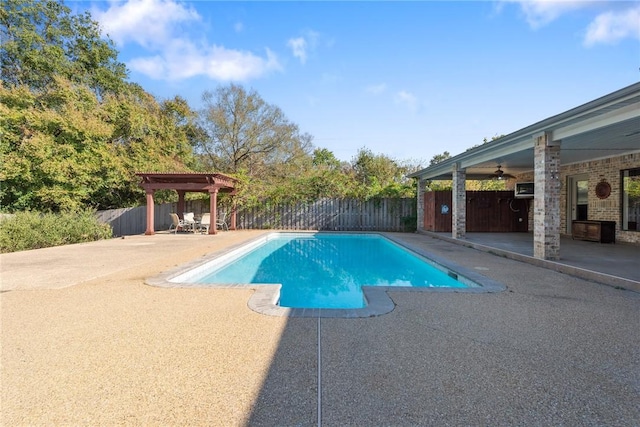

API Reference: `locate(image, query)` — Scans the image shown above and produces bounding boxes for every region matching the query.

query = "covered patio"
[136,172,238,235]
[410,82,640,260]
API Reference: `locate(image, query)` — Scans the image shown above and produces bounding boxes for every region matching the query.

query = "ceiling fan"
[492,165,513,180]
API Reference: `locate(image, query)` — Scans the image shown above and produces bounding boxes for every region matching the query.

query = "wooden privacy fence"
[97,198,417,236]
[95,200,207,237]
[237,198,416,231]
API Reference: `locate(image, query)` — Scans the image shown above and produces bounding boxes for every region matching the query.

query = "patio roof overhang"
[409,82,640,181]
[135,172,239,236]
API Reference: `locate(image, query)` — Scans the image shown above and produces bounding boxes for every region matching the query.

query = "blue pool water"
[187,233,467,309]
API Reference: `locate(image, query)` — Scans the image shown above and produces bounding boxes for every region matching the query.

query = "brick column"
[452,162,466,239]
[533,132,561,260]
[416,180,426,232]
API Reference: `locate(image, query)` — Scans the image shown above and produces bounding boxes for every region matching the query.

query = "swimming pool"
[169,233,472,309]
[149,232,505,317]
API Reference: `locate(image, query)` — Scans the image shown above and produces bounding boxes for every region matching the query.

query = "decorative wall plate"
[595,181,611,199]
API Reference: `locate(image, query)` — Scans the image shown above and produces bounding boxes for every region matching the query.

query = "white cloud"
[497,0,587,29]
[498,1,640,45]
[394,91,419,112]
[93,0,200,48]
[130,40,282,81]
[287,30,320,64]
[287,37,308,64]
[366,83,387,95]
[128,56,165,80]
[93,0,281,82]
[519,1,586,29]
[584,6,640,46]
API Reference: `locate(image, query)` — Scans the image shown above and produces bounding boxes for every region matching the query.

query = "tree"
[197,84,314,176]
[196,84,318,208]
[0,1,201,212]
[350,148,416,198]
[1,0,128,97]
[312,148,341,170]
[267,148,354,203]
[0,77,199,211]
[1,78,119,211]
[429,151,450,165]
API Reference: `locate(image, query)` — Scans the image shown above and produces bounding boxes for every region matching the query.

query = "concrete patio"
[1,230,639,426]
[427,231,640,291]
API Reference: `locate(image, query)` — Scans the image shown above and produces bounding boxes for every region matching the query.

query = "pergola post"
[144,189,155,235]
[209,188,218,235]
[177,191,186,219]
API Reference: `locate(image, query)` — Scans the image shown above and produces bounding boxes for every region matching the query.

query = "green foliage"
[423,149,508,192]
[401,215,418,232]
[350,148,417,199]
[0,210,112,253]
[430,151,450,165]
[234,145,419,208]
[467,179,507,191]
[624,172,640,198]
[1,0,127,97]
[424,181,453,191]
[0,1,199,213]
[0,77,198,212]
[424,179,507,192]
[312,148,341,170]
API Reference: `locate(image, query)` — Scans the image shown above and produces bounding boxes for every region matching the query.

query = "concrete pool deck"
[2,231,639,425]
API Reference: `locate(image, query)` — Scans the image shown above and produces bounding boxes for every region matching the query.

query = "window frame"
[621,167,640,232]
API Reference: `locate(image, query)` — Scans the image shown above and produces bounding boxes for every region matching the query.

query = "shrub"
[0,210,112,253]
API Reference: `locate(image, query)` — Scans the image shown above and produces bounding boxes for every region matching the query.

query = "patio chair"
[216,211,229,231]
[169,213,190,234]
[182,212,196,232]
[198,213,210,234]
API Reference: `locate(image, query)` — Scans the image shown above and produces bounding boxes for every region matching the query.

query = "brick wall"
[516,152,640,244]
[417,180,426,232]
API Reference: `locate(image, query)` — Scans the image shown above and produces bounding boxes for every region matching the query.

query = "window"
[576,179,588,220]
[622,168,640,231]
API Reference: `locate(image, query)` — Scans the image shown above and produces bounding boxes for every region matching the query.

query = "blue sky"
[79,1,639,163]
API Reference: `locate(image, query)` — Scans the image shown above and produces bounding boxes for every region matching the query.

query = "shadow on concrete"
[246,317,318,426]
[247,283,640,425]
[245,233,640,426]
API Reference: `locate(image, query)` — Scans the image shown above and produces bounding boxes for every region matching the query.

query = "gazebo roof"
[136,172,237,193]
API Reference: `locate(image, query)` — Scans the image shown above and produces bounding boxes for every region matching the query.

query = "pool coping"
[145,232,506,318]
